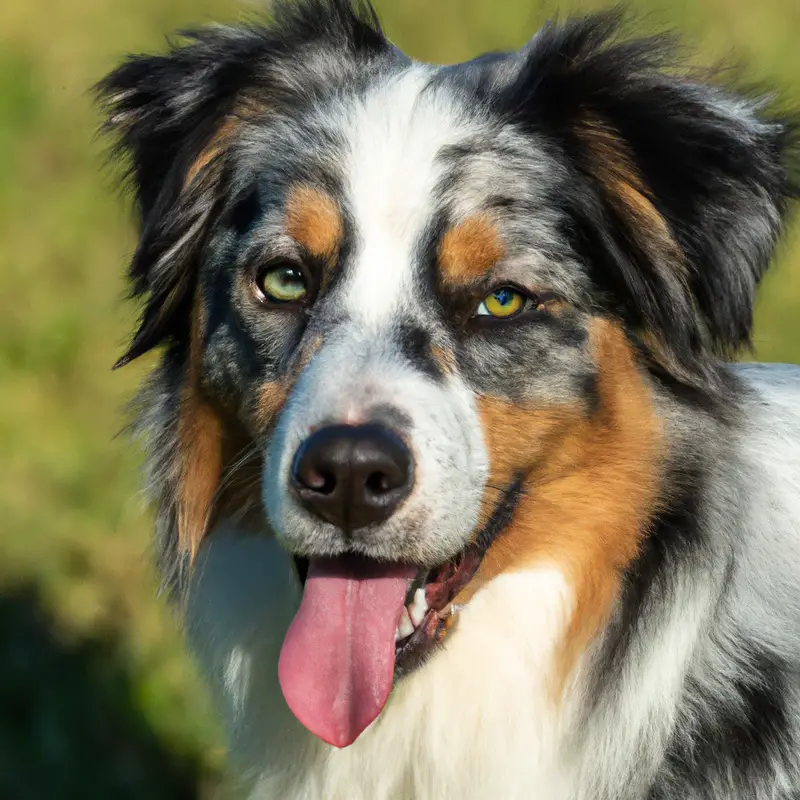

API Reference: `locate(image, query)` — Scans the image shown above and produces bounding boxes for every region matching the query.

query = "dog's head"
[99,0,796,748]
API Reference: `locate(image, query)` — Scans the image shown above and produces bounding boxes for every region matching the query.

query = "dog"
[98,1,800,797]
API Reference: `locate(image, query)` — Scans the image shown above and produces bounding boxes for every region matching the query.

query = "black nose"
[290,424,414,531]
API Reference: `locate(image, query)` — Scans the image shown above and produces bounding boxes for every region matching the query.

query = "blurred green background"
[0,0,797,796]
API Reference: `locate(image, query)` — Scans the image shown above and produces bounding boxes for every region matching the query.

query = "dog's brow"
[438,214,504,286]
[284,184,343,264]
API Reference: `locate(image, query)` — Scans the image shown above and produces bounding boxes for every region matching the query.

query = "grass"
[0,0,797,795]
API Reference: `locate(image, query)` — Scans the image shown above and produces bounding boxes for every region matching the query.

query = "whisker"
[485,481,530,497]
[211,440,262,505]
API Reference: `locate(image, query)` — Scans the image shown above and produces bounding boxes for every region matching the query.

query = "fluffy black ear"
[97,0,386,368]
[501,12,798,376]
[97,29,270,367]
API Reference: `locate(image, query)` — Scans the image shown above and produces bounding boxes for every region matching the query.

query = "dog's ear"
[97,30,268,367]
[502,12,798,379]
[97,1,386,368]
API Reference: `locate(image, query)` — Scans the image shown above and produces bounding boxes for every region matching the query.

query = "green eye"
[475,287,527,319]
[255,264,309,304]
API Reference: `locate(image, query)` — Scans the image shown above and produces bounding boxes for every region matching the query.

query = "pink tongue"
[278,556,416,748]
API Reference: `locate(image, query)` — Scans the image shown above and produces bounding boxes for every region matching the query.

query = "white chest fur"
[186,530,576,799]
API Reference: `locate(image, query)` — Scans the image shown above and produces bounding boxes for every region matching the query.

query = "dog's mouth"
[293,548,480,665]
[279,551,483,749]
[393,552,480,670]
[278,479,522,749]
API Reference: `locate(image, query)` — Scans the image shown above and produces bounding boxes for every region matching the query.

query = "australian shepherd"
[98,1,800,797]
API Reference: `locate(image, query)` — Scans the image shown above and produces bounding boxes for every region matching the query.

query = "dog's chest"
[244,568,577,799]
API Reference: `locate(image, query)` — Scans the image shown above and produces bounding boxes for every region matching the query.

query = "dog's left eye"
[254,264,309,304]
[475,287,529,319]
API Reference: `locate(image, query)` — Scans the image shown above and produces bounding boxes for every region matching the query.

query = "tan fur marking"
[184,118,239,190]
[439,214,504,285]
[254,333,325,432]
[177,296,223,561]
[284,185,343,264]
[460,320,663,687]
[430,344,457,376]
[578,118,684,275]
[256,381,289,433]
[297,334,324,373]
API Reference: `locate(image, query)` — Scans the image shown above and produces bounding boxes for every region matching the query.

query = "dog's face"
[254,71,599,568]
[100,0,795,749]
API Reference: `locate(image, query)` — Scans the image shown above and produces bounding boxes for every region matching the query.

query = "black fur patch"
[393,322,445,382]
[650,651,796,797]
[591,458,710,694]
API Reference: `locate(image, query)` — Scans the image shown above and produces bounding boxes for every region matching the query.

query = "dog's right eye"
[253,263,309,305]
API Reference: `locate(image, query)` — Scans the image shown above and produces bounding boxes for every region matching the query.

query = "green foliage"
[0,0,797,794]
[0,583,217,799]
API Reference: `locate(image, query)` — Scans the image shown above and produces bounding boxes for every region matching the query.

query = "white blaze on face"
[341,67,477,326]
[263,67,490,567]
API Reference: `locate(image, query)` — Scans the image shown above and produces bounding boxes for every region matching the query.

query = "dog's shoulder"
[723,362,800,588]
[734,362,800,406]
[732,362,800,483]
